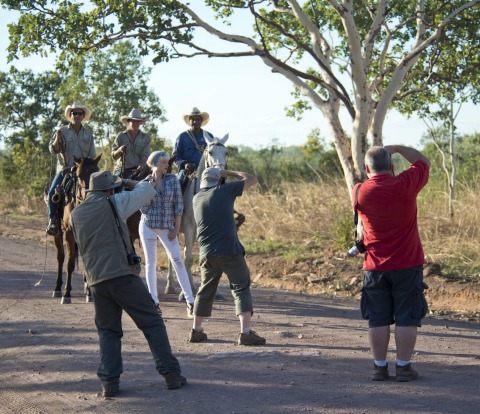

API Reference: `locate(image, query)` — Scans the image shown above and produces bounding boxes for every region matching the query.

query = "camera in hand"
[127,252,142,265]
[348,239,366,257]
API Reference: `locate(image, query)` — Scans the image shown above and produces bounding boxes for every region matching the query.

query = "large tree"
[2,0,479,190]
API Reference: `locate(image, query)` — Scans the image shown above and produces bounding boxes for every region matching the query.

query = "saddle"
[51,167,78,206]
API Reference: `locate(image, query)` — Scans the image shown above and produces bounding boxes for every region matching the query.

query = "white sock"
[396,359,410,366]
[193,326,203,332]
[241,327,251,335]
[374,360,387,367]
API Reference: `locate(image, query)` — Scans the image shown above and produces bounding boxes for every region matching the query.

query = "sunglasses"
[71,111,84,117]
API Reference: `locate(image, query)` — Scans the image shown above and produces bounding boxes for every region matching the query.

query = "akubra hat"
[183,107,209,126]
[86,171,123,192]
[65,102,92,122]
[120,108,148,125]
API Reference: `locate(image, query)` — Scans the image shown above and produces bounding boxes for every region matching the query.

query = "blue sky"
[1,7,478,150]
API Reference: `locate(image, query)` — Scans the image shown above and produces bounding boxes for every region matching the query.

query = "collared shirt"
[353,160,429,271]
[49,124,96,172]
[173,129,213,169]
[140,174,183,230]
[112,130,151,170]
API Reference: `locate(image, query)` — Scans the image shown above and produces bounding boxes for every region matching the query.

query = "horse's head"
[74,154,102,200]
[203,132,229,169]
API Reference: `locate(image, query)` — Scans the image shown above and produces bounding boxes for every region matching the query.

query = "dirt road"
[0,235,479,414]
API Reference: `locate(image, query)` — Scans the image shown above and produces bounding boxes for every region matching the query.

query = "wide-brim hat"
[200,167,221,189]
[183,107,209,126]
[120,108,148,125]
[65,102,92,122]
[86,171,123,192]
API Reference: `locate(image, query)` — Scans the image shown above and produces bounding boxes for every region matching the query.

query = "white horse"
[165,132,229,300]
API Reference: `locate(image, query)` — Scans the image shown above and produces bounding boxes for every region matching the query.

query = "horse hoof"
[86,296,93,303]
[61,297,72,305]
[52,291,62,298]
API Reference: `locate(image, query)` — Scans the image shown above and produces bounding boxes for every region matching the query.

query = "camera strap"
[106,196,133,259]
[353,183,362,240]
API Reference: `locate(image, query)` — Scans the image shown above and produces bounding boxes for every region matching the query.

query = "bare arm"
[220,170,257,190]
[384,145,430,168]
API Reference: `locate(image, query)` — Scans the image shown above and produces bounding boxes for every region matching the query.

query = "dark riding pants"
[90,275,181,386]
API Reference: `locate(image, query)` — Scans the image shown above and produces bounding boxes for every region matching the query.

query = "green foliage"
[57,41,167,171]
[2,0,479,191]
[0,42,167,194]
[0,67,62,148]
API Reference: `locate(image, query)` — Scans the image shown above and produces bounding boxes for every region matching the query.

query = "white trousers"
[139,221,194,305]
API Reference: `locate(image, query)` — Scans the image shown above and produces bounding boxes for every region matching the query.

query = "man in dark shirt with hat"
[172,107,214,186]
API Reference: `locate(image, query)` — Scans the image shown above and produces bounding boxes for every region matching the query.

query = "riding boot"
[46,217,61,236]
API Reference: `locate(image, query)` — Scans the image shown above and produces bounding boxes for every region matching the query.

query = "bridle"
[203,141,228,170]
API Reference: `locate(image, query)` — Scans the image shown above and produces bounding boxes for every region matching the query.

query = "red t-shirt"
[352,160,429,271]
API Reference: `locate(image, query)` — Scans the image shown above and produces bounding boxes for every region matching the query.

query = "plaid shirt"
[140,174,183,230]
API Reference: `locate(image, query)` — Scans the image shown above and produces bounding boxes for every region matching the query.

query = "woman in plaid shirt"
[139,151,195,316]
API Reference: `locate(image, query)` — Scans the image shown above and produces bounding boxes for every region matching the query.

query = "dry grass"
[236,178,351,247]
[0,189,46,217]
[1,178,480,278]
[237,179,480,278]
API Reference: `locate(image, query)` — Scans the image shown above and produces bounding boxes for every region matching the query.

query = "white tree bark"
[180,0,480,193]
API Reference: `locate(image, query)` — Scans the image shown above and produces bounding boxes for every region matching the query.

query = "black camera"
[348,239,366,257]
[127,252,142,265]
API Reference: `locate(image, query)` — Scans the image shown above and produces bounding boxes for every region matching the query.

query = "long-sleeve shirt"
[173,129,213,170]
[140,174,183,230]
[70,181,156,286]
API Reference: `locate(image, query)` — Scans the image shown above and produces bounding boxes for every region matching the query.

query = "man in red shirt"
[353,145,430,382]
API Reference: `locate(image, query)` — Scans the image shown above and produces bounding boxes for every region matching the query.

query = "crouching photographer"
[70,170,187,397]
[352,145,430,383]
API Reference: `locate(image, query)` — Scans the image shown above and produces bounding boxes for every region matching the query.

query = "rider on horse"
[112,108,151,179]
[172,107,214,188]
[46,102,96,236]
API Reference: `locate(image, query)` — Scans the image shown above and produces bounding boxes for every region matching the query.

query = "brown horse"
[50,155,101,304]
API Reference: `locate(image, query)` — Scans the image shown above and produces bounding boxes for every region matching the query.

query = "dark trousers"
[90,275,181,385]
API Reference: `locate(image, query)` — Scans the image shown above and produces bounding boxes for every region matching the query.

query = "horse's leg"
[175,229,193,301]
[165,260,177,294]
[61,229,76,304]
[52,234,65,298]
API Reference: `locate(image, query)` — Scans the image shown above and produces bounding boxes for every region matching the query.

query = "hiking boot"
[396,364,419,382]
[372,363,389,381]
[164,373,187,390]
[188,328,207,343]
[187,303,194,319]
[238,330,266,346]
[101,382,119,398]
[46,218,61,236]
